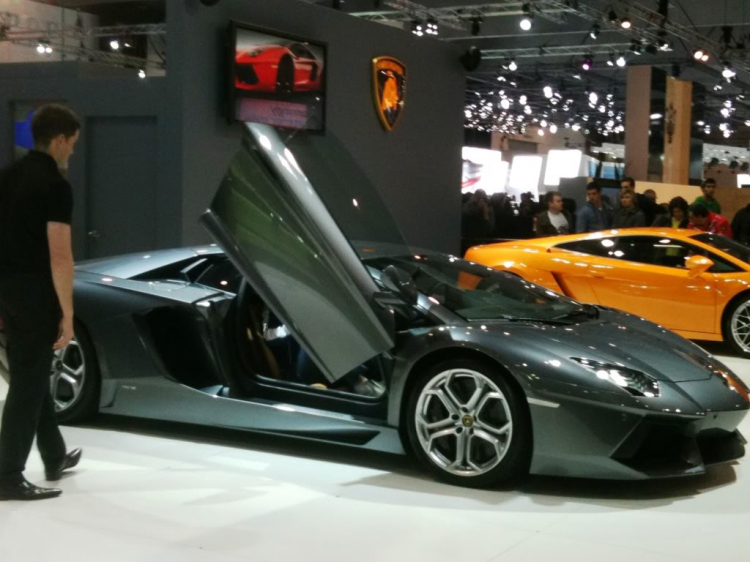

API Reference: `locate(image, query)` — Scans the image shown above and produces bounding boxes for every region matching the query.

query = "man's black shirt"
[0,151,73,279]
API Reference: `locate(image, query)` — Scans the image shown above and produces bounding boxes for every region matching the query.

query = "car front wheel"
[725,295,750,356]
[406,358,531,488]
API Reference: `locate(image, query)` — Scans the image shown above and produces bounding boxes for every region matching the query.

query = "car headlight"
[713,368,750,402]
[570,357,660,398]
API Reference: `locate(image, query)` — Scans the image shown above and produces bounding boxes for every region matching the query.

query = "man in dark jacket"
[536,191,572,236]
[0,105,83,501]
[732,204,750,245]
[612,190,646,228]
[620,177,666,225]
[576,182,613,233]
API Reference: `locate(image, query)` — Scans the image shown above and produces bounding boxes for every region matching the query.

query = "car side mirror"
[685,255,713,277]
[381,265,419,305]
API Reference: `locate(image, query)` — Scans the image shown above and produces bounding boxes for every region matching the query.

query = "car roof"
[490,228,701,250]
[75,246,224,279]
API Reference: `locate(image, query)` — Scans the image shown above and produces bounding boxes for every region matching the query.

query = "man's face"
[620,193,634,208]
[672,207,685,222]
[702,183,716,199]
[587,189,601,205]
[50,131,80,170]
[690,212,709,228]
[549,195,563,213]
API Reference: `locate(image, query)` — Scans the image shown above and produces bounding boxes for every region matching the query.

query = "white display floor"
[0,347,749,562]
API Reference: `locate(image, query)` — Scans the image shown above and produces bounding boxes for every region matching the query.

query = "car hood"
[472,310,723,383]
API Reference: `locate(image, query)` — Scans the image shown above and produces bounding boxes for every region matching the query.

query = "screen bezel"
[228,21,328,133]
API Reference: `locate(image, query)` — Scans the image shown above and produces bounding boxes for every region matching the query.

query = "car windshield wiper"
[497,315,576,326]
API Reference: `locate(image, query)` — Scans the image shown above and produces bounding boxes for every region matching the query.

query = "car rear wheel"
[51,320,100,424]
[406,358,531,488]
[725,296,750,356]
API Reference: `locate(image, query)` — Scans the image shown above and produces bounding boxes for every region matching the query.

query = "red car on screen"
[235,42,323,94]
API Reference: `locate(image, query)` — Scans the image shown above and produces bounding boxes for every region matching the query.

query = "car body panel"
[466,228,750,342]
[201,124,393,383]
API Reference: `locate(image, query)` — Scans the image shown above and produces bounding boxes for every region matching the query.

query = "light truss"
[352,1,575,28]
[0,17,165,70]
[481,42,631,59]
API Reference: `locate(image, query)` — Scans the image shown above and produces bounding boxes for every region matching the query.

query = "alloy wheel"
[415,368,513,478]
[731,301,750,354]
[50,339,86,413]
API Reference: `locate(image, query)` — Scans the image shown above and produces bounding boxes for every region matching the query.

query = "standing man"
[620,176,665,225]
[693,178,721,215]
[612,189,647,228]
[536,191,572,236]
[0,104,83,501]
[688,203,733,238]
[576,182,613,233]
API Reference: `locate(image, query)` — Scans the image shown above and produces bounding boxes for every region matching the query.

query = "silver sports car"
[1,124,748,488]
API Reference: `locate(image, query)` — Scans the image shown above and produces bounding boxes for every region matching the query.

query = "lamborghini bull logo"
[372,57,406,131]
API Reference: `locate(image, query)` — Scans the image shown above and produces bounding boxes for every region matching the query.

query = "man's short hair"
[621,176,636,189]
[32,104,80,148]
[544,191,561,206]
[586,182,601,193]
[702,178,716,188]
[689,203,710,218]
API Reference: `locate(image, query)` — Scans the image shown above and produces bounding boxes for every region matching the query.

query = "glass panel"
[206,125,393,382]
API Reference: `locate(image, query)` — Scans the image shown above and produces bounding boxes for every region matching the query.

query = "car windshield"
[692,233,750,265]
[364,253,586,322]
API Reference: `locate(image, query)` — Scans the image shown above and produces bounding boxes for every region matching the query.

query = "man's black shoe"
[45,448,82,481]
[0,479,62,501]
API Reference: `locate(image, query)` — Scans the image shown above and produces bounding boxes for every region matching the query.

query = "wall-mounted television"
[229,22,326,131]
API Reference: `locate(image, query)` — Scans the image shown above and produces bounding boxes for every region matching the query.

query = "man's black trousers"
[0,275,66,484]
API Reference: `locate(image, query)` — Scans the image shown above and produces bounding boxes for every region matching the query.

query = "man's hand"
[54,316,74,350]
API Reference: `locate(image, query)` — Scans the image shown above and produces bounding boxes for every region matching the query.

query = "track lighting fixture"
[590,23,600,40]
[620,17,632,30]
[520,3,533,31]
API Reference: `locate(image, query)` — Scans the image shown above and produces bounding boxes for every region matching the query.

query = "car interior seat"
[245,295,282,380]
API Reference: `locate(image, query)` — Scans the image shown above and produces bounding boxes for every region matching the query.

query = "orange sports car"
[465,228,750,355]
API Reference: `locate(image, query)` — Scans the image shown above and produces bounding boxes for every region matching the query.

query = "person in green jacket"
[693,178,721,214]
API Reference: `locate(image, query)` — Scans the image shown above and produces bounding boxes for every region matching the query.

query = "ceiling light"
[607,55,615,67]
[721,108,730,117]
[538,128,545,136]
[426,18,439,36]
[581,57,592,71]
[650,113,662,120]
[588,92,598,104]
[620,17,632,30]
[520,4,533,31]
[36,43,45,54]
[138,69,146,79]
[543,85,554,98]
[471,16,483,36]
[501,98,510,110]
[550,124,558,134]
[722,63,736,80]
[720,123,728,131]
[590,24,600,40]
[616,55,626,67]
[697,120,705,126]
[693,48,705,60]
[524,105,532,114]
[411,21,424,36]
[572,123,581,131]
[745,120,750,126]
[519,95,527,105]
[110,39,120,50]
[508,59,518,71]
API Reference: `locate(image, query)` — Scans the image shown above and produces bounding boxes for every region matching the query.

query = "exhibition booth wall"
[0,0,465,257]
[171,0,465,253]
